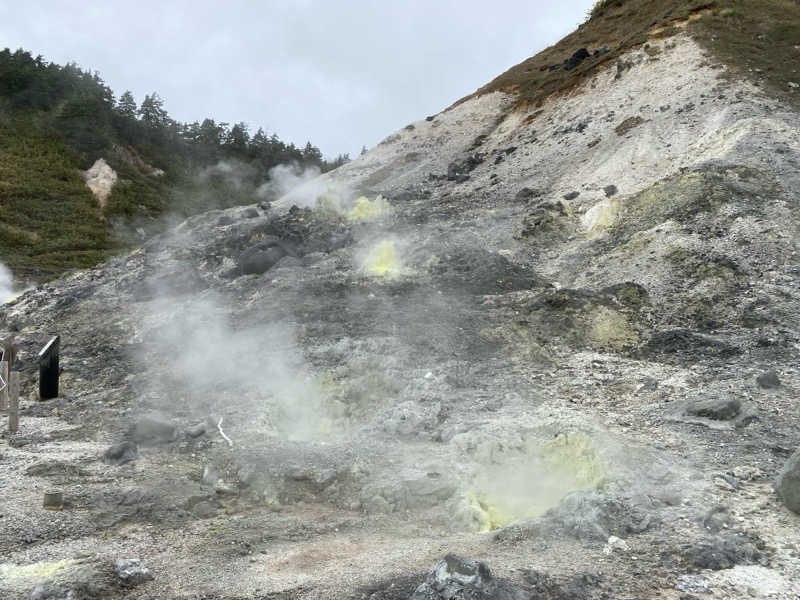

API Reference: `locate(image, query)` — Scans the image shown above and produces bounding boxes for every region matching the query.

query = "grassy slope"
[0,126,112,277]
[466,0,800,110]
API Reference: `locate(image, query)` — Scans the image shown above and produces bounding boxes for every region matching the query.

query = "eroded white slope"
[277,33,798,228]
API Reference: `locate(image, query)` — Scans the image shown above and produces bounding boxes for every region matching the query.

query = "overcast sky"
[1,1,595,158]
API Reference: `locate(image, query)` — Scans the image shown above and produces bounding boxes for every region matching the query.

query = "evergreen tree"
[117,90,137,119]
[138,92,168,128]
[226,121,249,152]
[302,141,323,166]
[198,118,224,147]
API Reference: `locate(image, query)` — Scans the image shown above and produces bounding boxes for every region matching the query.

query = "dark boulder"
[446,154,484,183]
[127,415,177,446]
[239,245,286,275]
[686,397,741,421]
[563,191,580,201]
[103,441,138,466]
[410,555,518,600]
[638,329,741,364]
[564,48,590,70]
[680,533,764,570]
[514,187,542,202]
[237,236,300,276]
[776,447,800,513]
[603,184,618,197]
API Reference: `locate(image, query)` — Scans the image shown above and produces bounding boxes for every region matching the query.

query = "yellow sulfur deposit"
[468,494,516,532]
[363,240,401,277]
[589,307,639,351]
[348,195,393,222]
[469,432,606,531]
[314,187,346,217]
[0,559,75,580]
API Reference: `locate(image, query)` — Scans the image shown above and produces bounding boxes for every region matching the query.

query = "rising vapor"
[0,261,17,304]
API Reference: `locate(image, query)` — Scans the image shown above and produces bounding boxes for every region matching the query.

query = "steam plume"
[1,261,17,304]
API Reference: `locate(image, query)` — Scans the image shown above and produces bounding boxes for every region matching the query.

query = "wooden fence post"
[0,361,7,411]
[8,372,19,433]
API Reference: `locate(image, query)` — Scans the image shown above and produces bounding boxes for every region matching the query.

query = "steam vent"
[3,1,800,598]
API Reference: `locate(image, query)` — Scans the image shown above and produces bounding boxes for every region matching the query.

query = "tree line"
[0,47,350,180]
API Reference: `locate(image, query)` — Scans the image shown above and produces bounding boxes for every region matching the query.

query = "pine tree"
[117,90,137,119]
[302,141,323,165]
[138,92,168,128]
[226,122,250,152]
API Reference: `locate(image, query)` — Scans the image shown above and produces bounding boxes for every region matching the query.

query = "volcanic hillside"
[2,1,800,599]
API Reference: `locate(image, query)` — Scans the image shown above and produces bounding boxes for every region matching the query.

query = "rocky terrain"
[2,14,800,600]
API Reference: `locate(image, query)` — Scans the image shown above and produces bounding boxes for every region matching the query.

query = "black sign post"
[39,336,60,400]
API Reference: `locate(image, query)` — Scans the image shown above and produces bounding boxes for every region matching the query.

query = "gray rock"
[686,397,741,421]
[756,370,781,389]
[603,184,618,197]
[185,422,207,438]
[114,558,153,586]
[542,491,652,541]
[240,207,259,219]
[680,533,763,570]
[29,557,116,600]
[776,447,800,513]
[514,187,542,202]
[238,244,286,275]
[103,441,138,466]
[410,555,497,600]
[446,154,484,182]
[127,414,177,446]
[410,555,534,599]
[563,191,580,200]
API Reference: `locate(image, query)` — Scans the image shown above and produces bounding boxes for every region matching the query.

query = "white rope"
[217,417,234,447]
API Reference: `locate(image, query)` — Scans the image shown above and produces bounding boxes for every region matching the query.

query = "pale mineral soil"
[2,33,800,599]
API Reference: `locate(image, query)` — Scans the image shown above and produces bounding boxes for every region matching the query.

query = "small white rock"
[602,535,629,555]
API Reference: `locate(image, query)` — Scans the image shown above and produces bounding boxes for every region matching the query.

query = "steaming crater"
[462,432,607,531]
